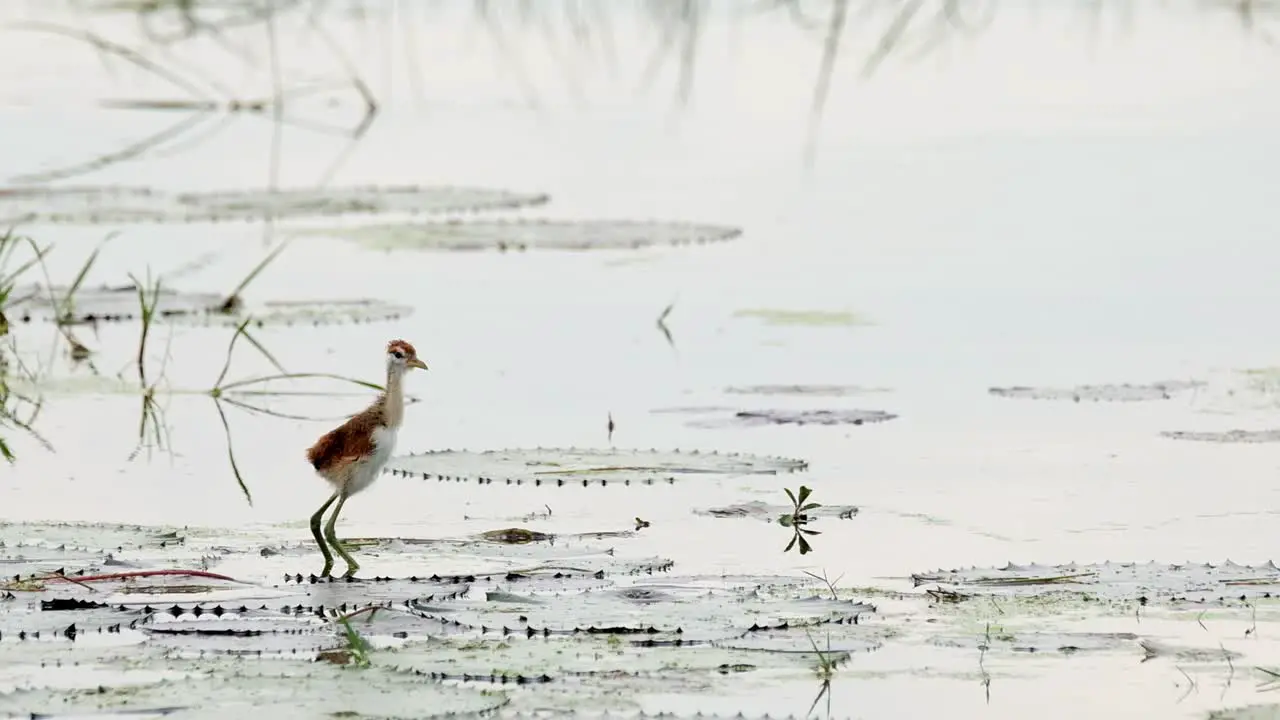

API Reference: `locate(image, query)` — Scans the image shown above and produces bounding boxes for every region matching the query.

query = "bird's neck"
[380,368,405,429]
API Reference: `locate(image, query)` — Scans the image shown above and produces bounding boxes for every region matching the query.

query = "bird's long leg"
[310,491,339,577]
[324,491,360,578]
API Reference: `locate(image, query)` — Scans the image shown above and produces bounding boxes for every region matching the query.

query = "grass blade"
[213,398,253,506]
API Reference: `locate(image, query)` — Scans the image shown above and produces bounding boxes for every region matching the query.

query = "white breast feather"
[346,426,397,496]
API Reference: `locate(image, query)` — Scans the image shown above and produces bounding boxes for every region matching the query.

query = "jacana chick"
[305,339,427,577]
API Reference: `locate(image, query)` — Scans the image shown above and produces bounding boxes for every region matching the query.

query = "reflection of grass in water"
[0,226,386,502]
[8,0,1278,187]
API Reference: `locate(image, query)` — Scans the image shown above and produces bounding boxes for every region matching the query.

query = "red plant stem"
[45,569,242,584]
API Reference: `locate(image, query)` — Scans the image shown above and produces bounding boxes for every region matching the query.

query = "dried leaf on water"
[382,447,808,486]
[305,218,743,252]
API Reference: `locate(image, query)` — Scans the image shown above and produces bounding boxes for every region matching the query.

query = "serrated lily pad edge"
[381,447,809,486]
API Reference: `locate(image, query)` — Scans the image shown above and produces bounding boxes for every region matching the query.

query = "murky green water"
[2,1,1280,718]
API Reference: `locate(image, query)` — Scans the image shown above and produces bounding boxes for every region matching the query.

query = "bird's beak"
[409,357,428,370]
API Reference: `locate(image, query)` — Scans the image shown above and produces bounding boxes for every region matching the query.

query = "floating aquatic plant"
[695,500,858,521]
[989,380,1203,402]
[1160,429,1280,443]
[410,578,873,643]
[725,384,892,397]
[0,184,549,224]
[3,661,511,717]
[3,284,412,327]
[302,218,743,252]
[779,485,823,555]
[684,408,899,429]
[911,560,1280,605]
[382,447,808,486]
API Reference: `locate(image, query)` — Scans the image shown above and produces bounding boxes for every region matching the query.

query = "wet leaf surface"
[988,380,1204,402]
[911,560,1280,604]
[309,219,742,252]
[383,447,809,486]
[0,184,548,223]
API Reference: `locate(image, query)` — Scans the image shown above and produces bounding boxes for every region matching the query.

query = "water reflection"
[6,0,1275,185]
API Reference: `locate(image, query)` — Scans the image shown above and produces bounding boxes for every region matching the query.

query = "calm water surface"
[1,2,1279,717]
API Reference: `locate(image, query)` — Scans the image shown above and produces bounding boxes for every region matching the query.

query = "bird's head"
[386,339,428,374]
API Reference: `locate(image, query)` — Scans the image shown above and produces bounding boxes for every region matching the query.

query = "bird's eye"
[391,350,404,359]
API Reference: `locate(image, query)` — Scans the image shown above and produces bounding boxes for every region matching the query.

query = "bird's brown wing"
[306,406,382,473]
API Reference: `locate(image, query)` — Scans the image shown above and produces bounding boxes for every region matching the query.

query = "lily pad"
[172,298,415,328]
[0,521,184,553]
[311,218,743,252]
[383,635,817,681]
[264,533,673,585]
[0,184,548,224]
[382,447,808,486]
[927,629,1140,654]
[0,522,192,578]
[1209,704,1280,720]
[410,579,874,642]
[142,614,341,658]
[685,409,899,429]
[725,384,892,397]
[717,620,891,654]
[0,603,143,641]
[0,185,181,224]
[1160,429,1280,443]
[989,380,1203,402]
[5,284,411,327]
[911,560,1280,604]
[4,285,225,323]
[4,661,509,717]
